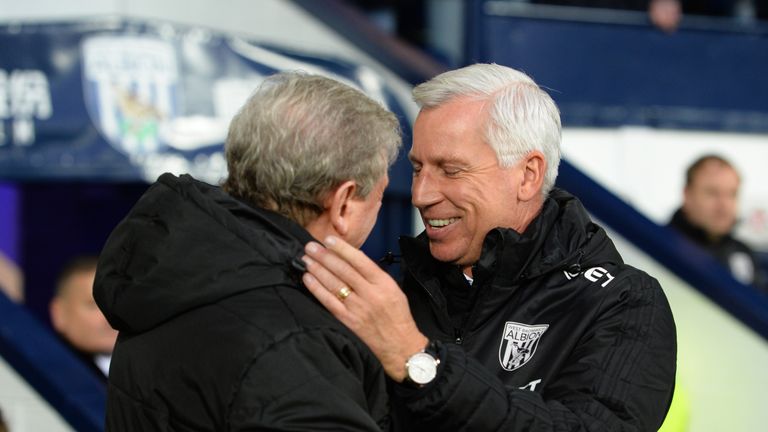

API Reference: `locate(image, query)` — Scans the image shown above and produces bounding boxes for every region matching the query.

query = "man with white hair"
[302,63,677,431]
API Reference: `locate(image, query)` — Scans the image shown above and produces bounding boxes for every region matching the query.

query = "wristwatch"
[404,340,441,387]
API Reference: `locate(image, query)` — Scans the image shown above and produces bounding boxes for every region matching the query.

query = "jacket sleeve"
[228,329,390,431]
[392,272,677,431]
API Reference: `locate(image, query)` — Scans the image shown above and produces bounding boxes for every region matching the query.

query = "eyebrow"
[408,152,468,167]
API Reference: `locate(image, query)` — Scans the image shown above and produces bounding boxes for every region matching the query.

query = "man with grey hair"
[94,71,401,431]
[302,63,677,431]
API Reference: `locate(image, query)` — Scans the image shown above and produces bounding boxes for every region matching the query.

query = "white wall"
[563,127,768,250]
[0,356,75,432]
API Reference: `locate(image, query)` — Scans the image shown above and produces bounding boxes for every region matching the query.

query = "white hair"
[413,63,561,195]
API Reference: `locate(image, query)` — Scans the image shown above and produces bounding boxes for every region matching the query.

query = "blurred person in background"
[49,255,116,381]
[648,0,768,31]
[669,154,768,293]
[531,1,767,32]
[0,251,23,303]
[94,71,401,431]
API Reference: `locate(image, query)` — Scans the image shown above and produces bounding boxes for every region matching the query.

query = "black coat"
[94,173,389,431]
[669,207,767,293]
[392,189,677,431]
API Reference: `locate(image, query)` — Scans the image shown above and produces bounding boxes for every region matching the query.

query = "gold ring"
[336,286,352,301]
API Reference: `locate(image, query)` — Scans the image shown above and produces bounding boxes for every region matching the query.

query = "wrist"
[402,339,442,388]
[384,333,429,382]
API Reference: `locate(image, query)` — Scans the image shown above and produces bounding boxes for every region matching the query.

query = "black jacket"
[669,208,767,293]
[94,173,389,431]
[393,189,676,431]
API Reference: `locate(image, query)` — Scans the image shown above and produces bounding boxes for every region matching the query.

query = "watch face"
[407,352,438,385]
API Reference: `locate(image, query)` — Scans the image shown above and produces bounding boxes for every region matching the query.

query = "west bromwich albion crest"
[82,35,179,157]
[499,321,549,371]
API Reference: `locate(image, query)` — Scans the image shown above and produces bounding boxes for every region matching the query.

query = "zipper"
[564,249,585,275]
[452,283,490,347]
[454,328,463,345]
[407,267,458,342]
[407,261,493,347]
[455,262,521,347]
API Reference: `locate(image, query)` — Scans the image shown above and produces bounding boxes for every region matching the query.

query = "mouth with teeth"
[427,217,459,228]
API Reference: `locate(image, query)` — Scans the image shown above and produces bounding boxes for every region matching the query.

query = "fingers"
[304,241,371,295]
[302,254,369,318]
[302,255,369,331]
[302,271,350,320]
[302,237,402,309]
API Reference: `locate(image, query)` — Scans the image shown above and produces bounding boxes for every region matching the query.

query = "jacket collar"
[95,173,316,333]
[668,207,735,247]
[401,188,622,289]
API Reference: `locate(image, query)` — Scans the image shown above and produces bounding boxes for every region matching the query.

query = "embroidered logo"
[499,321,549,371]
[583,266,615,287]
[563,268,581,280]
[82,36,179,157]
[519,378,542,392]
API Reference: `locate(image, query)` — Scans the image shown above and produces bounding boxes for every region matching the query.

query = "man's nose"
[411,171,441,208]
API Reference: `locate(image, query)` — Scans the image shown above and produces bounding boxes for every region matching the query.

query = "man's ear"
[683,185,692,200]
[326,180,358,236]
[519,151,546,201]
[50,299,65,333]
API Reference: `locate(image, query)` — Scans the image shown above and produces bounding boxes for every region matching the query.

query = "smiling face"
[410,97,534,273]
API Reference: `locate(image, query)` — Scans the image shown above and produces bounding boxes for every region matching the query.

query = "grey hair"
[222,71,402,225]
[413,63,561,195]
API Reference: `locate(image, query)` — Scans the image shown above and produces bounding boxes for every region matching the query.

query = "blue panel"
[468,2,768,131]
[0,19,415,190]
[19,182,149,327]
[0,293,105,432]
[0,183,19,262]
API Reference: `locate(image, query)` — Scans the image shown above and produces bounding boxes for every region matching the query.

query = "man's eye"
[444,168,461,176]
